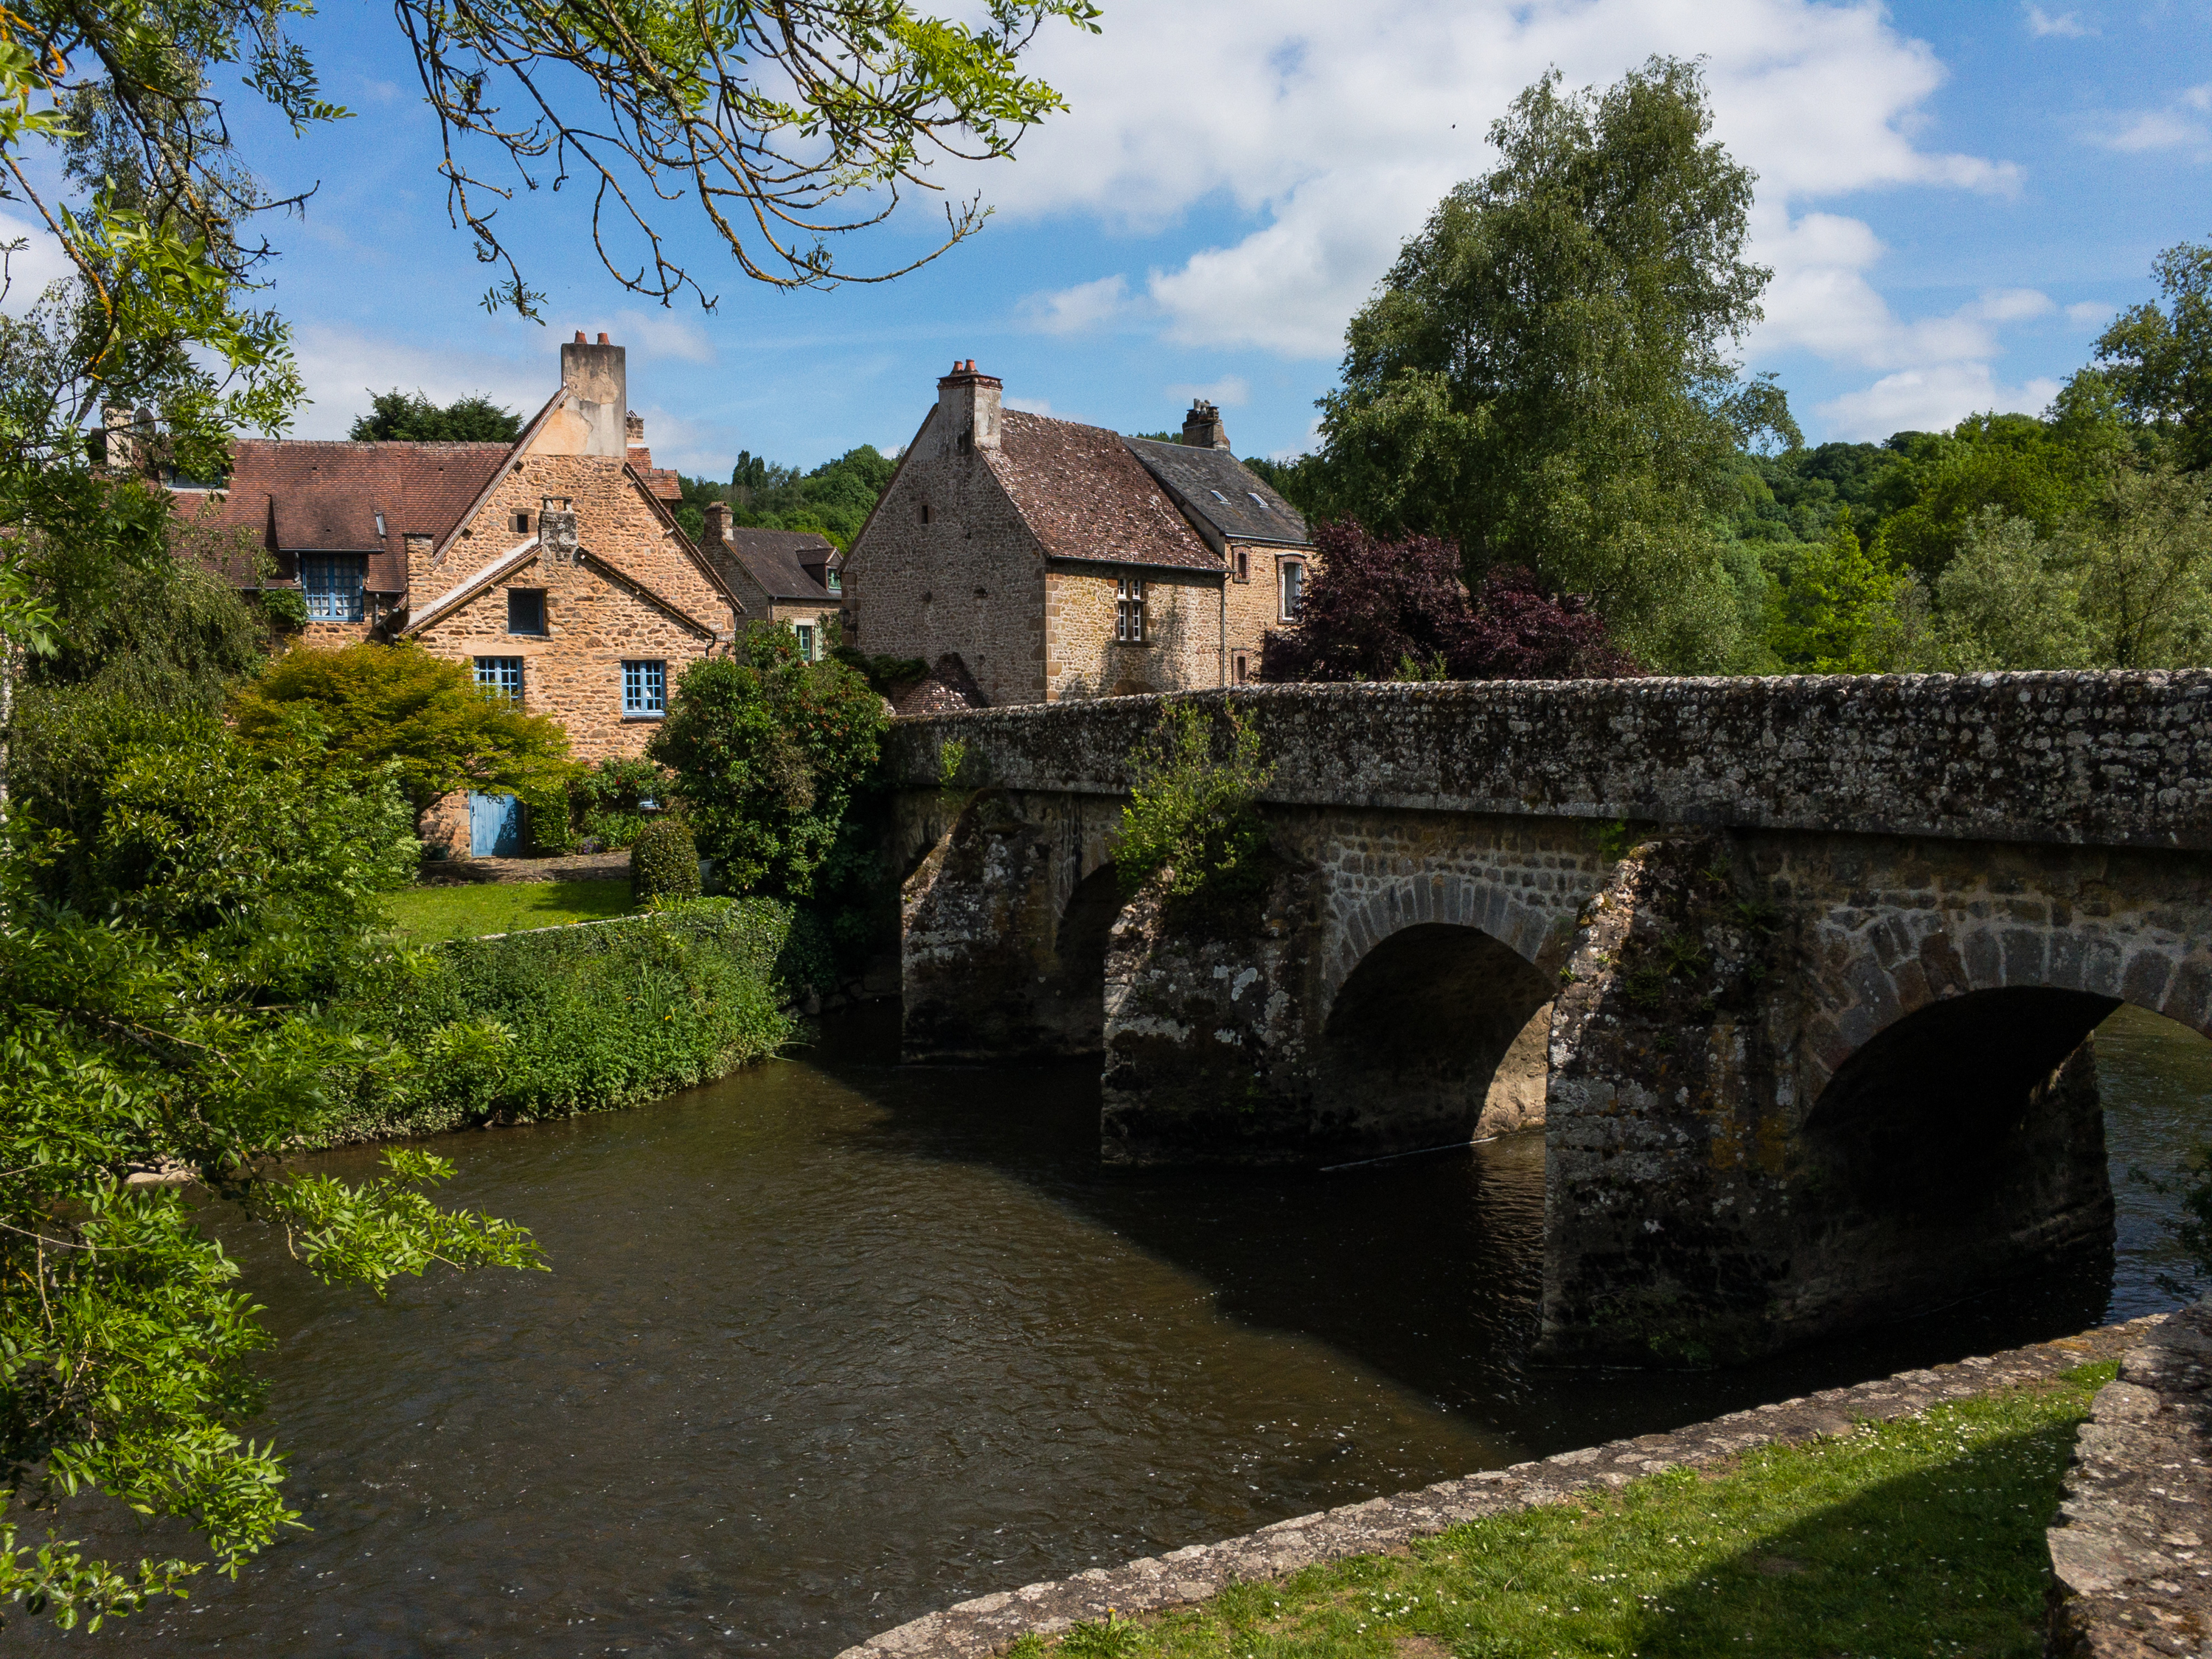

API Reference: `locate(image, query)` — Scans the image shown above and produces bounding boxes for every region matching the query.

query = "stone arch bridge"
[886,675,2212,1364]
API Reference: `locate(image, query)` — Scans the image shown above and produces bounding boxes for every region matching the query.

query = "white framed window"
[475,655,524,703]
[794,622,817,661]
[825,568,842,594]
[1116,573,1147,643]
[622,658,667,717]
[1280,558,1307,621]
[303,554,366,622]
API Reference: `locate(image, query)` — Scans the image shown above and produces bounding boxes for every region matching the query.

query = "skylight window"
[1210,489,1228,503]
[1248,491,1269,508]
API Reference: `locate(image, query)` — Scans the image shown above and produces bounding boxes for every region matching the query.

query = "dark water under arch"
[26,1002,2210,1658]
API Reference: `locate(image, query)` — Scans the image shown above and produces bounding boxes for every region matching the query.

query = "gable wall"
[844,411,1048,705]
[412,451,734,761]
[1046,563,1222,700]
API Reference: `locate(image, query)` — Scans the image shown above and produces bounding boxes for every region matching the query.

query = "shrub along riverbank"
[319,898,829,1144]
[1016,1361,2116,1659]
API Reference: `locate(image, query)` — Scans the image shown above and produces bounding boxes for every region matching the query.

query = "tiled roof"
[1122,438,1310,548]
[203,440,510,591]
[627,447,683,501]
[716,526,838,602]
[890,653,989,714]
[989,412,1221,571]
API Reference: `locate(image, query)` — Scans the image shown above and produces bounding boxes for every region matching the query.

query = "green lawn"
[384,879,636,942]
[1024,1362,2114,1659]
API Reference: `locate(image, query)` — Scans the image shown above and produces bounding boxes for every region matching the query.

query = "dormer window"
[826,568,842,594]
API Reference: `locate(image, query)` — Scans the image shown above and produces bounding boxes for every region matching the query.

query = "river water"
[29,1004,2211,1656]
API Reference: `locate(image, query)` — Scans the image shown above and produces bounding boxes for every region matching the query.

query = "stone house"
[839,363,1312,705]
[696,510,844,661]
[197,334,750,855]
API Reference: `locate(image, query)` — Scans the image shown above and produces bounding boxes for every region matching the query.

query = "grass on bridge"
[1023,1361,2112,1659]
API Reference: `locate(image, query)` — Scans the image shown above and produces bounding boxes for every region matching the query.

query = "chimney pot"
[574,330,586,344]
[598,331,611,345]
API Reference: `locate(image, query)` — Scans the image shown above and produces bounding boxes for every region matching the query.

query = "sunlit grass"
[384,879,636,942]
[1019,1361,2115,1659]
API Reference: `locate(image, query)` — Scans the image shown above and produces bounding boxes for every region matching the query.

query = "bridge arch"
[1318,875,1569,1017]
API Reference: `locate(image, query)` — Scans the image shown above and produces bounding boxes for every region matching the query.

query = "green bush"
[572,755,670,849]
[329,899,807,1141]
[1114,700,1273,904]
[631,817,701,904]
[524,788,575,856]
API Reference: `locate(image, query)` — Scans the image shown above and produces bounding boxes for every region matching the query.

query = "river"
[26,1003,2211,1656]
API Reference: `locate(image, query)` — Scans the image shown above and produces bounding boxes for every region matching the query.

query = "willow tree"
[1315,58,1793,670]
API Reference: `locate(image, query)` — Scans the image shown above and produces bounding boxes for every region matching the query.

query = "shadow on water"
[14,1002,2204,1659]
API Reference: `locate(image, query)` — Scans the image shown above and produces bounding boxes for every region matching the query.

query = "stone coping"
[837,1315,2163,1659]
[2046,1298,2211,1656]
[880,672,2212,852]
[417,849,631,886]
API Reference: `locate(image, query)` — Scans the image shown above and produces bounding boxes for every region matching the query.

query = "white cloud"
[2066,301,2115,328]
[2104,110,2209,153]
[1005,395,1057,417]
[1817,366,2063,439]
[1019,274,1133,335]
[286,324,557,439]
[0,209,75,315]
[597,309,717,364]
[1165,375,1251,408]
[2188,85,2212,113]
[2023,4,2093,38]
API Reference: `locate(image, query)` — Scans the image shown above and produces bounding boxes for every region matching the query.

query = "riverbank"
[838,1315,2160,1659]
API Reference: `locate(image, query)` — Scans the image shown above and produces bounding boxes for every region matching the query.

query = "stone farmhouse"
[184,334,795,855]
[696,512,844,663]
[839,363,1312,705]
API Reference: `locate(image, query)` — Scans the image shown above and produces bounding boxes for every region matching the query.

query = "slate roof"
[205,440,511,591]
[716,526,838,602]
[1122,438,1310,547]
[989,412,1220,571]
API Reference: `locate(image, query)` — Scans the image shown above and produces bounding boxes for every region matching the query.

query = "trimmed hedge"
[324,897,818,1144]
[632,817,700,904]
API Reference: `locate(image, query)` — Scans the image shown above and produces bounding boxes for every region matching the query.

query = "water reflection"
[21,1002,2208,1657]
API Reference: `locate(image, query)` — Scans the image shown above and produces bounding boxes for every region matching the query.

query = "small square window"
[475,655,524,703]
[507,588,546,635]
[513,509,533,535]
[825,568,842,594]
[622,659,667,717]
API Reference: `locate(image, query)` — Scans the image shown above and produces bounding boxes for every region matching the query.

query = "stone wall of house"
[843,407,1050,707]
[1222,543,1309,678]
[1044,563,1222,700]
[411,451,732,762]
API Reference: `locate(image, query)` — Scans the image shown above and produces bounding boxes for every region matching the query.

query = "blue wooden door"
[469,791,524,857]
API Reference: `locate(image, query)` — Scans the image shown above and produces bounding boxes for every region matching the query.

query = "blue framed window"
[794,622,816,661]
[302,554,366,622]
[622,658,666,717]
[475,655,524,703]
[825,568,842,594]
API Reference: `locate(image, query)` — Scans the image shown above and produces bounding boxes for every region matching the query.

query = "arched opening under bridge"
[1032,862,1123,1056]
[1315,922,1554,1155]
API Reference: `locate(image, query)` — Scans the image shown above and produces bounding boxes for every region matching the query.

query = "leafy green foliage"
[348,389,523,442]
[1762,511,1916,672]
[1026,1364,2118,1659]
[1114,702,1273,903]
[229,642,577,818]
[678,445,900,549]
[572,755,673,850]
[0,709,543,1633]
[2091,237,2212,470]
[631,818,703,905]
[647,630,887,897]
[333,901,803,1140]
[1312,59,1777,669]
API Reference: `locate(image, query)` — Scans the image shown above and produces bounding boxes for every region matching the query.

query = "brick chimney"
[560,330,627,458]
[700,501,729,546]
[1182,400,1230,450]
[936,358,1003,457]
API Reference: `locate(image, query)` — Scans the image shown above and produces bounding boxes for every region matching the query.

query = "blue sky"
[10,0,2208,475]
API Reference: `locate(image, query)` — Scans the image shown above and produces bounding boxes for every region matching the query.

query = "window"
[507,588,546,635]
[373,510,388,538]
[1280,559,1306,620]
[1116,573,1147,643]
[513,509,533,535]
[1234,652,1250,684]
[919,501,933,524]
[825,568,842,594]
[1210,489,1229,504]
[302,554,366,622]
[794,622,816,661]
[622,659,667,717]
[1234,548,1250,582]
[475,655,524,703]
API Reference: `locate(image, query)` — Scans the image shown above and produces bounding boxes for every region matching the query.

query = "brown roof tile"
[201,440,511,591]
[714,526,838,602]
[989,412,1221,571]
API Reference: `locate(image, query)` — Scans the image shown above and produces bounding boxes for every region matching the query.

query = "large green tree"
[1314,58,1787,669]
[349,390,524,443]
[2090,237,2212,470]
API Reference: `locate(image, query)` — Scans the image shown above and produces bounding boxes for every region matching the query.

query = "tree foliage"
[349,389,523,443]
[229,643,576,816]
[1259,521,1641,684]
[1114,701,1273,904]
[2091,237,2212,470]
[647,630,886,897]
[1312,58,1781,669]
[677,444,900,549]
